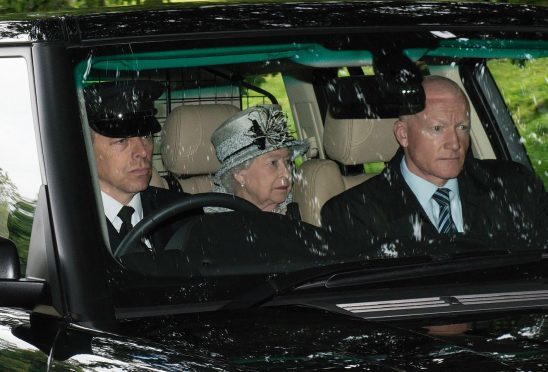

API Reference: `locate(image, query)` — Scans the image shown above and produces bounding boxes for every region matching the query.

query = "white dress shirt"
[101,191,151,247]
[400,157,464,232]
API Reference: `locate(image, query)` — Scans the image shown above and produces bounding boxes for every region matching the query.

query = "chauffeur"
[85,80,191,254]
[321,75,547,252]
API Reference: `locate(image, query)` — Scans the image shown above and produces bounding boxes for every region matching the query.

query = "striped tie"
[432,188,457,234]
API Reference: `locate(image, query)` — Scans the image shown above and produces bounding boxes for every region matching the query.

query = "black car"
[0,1,547,370]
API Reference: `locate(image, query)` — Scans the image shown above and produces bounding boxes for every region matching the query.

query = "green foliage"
[0,0,546,14]
[71,0,165,7]
[0,0,69,13]
[7,198,35,274]
[0,0,166,13]
[0,168,17,238]
[0,348,49,371]
[0,168,35,274]
[243,73,296,130]
[488,58,548,187]
[0,168,17,203]
[0,204,8,237]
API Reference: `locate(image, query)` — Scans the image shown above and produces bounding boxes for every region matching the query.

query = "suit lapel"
[381,153,438,238]
[140,187,171,251]
[140,187,155,216]
[106,218,122,253]
[458,160,487,237]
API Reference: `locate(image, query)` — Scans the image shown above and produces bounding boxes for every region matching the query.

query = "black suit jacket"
[321,150,547,253]
[107,186,194,254]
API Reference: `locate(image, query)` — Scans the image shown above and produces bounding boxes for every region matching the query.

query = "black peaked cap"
[84,80,163,138]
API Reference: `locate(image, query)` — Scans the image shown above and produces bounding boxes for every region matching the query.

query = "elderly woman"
[210,104,308,218]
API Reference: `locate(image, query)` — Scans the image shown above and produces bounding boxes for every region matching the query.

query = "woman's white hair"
[220,159,253,193]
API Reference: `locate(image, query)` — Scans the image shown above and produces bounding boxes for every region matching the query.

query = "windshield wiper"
[222,249,544,310]
[306,249,542,290]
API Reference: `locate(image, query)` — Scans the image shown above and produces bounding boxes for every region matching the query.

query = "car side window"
[0,56,41,274]
[488,57,547,187]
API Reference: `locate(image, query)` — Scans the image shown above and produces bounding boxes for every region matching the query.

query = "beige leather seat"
[150,167,169,189]
[294,111,399,226]
[158,104,240,193]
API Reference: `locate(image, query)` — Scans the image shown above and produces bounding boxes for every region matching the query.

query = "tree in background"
[0,168,35,274]
[6,198,35,274]
[0,0,69,12]
[0,168,16,237]
[0,0,545,14]
[0,0,164,13]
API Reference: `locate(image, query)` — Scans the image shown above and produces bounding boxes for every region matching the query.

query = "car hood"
[118,306,548,371]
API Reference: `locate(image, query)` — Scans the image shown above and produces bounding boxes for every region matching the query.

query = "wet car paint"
[1,308,238,371]
[118,306,548,370]
[3,305,547,370]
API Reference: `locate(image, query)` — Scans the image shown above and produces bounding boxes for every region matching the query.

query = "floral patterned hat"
[211,104,308,183]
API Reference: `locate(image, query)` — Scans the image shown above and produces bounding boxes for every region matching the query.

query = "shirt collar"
[400,157,460,204]
[100,191,143,225]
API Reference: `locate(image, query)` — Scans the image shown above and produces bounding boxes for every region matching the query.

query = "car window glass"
[0,57,41,274]
[77,48,334,281]
[488,57,547,187]
[243,73,294,118]
[76,40,546,305]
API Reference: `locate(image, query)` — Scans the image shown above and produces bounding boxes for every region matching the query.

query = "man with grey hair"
[321,75,546,252]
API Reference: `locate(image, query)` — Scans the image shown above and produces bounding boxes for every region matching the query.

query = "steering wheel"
[114,193,259,258]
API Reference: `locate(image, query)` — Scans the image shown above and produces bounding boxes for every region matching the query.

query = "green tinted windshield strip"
[74,43,377,85]
[75,43,305,85]
[90,45,304,70]
[293,45,375,67]
[428,39,548,59]
[75,43,374,74]
[74,39,547,86]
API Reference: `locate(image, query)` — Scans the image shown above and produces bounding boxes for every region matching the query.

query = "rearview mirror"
[325,49,425,119]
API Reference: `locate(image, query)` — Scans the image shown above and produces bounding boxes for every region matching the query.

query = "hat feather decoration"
[249,106,292,150]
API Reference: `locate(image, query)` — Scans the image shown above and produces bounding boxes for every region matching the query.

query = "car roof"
[0,1,546,44]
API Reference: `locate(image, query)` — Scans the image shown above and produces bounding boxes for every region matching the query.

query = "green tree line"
[0,0,165,13]
[0,168,35,274]
[0,0,546,14]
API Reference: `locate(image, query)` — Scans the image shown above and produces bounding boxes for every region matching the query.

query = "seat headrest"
[161,104,240,175]
[323,110,399,165]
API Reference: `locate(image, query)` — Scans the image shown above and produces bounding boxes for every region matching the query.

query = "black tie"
[432,188,457,234]
[117,205,135,240]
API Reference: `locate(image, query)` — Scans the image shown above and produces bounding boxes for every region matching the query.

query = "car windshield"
[77,31,547,313]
